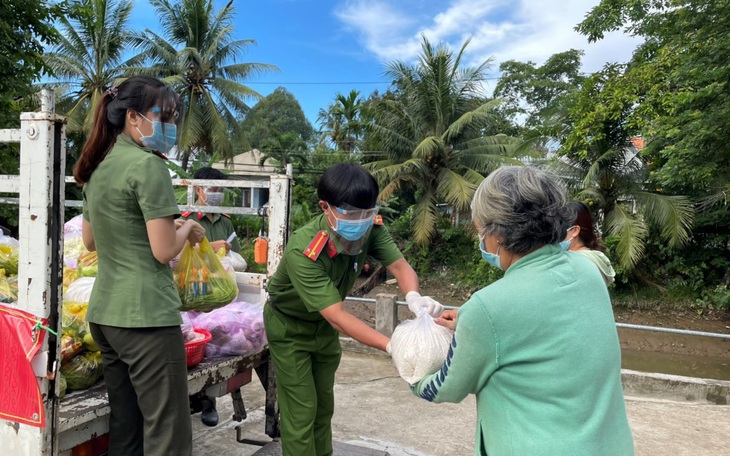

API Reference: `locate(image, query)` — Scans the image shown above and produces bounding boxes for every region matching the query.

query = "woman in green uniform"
[73,76,205,456]
[265,162,443,456]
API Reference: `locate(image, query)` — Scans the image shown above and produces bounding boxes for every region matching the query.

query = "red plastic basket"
[184,329,212,368]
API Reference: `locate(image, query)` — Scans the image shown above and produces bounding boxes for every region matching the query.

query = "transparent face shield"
[326,202,380,255]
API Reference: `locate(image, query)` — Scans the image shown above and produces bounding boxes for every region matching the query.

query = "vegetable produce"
[194,301,267,357]
[0,239,18,275]
[61,350,103,391]
[0,270,17,303]
[60,334,84,362]
[77,251,98,277]
[174,238,237,312]
[61,306,88,340]
[59,373,67,399]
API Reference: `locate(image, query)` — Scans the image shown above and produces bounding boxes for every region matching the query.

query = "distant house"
[213,150,277,209]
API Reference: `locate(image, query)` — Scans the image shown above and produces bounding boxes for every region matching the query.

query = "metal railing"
[345,295,730,340]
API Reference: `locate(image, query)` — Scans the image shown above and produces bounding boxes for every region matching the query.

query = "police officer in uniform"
[181,167,241,426]
[181,167,242,255]
[265,163,444,456]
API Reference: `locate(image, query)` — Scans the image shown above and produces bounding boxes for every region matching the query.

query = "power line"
[244,77,501,85]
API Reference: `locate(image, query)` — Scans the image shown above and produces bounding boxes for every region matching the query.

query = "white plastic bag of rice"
[390,309,453,384]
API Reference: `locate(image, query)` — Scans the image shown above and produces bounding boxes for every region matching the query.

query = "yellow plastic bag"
[174,238,237,312]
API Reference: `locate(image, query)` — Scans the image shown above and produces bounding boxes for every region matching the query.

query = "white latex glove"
[405,291,444,317]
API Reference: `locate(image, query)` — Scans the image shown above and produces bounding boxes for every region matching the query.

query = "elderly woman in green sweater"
[412,166,634,456]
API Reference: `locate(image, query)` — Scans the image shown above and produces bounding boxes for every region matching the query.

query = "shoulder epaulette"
[374,215,384,226]
[303,230,329,261]
[180,211,203,219]
[325,239,337,259]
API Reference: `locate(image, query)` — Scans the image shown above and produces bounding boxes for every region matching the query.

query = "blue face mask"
[560,226,578,251]
[332,215,372,241]
[137,114,177,154]
[479,237,502,269]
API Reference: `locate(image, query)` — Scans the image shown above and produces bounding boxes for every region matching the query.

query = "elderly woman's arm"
[410,299,498,404]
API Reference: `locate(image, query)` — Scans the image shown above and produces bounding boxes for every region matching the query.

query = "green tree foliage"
[258,131,309,174]
[0,0,61,119]
[129,0,279,168]
[317,90,365,154]
[0,0,62,231]
[237,87,314,151]
[560,66,694,271]
[493,49,585,132]
[366,36,521,245]
[572,0,728,286]
[44,0,136,133]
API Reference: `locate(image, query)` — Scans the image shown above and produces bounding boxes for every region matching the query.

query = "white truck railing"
[0,89,66,455]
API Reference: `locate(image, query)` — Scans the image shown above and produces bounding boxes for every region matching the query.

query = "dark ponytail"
[571,201,605,252]
[73,76,181,185]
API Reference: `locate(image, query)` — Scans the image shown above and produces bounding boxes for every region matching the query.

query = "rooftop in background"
[214,150,277,180]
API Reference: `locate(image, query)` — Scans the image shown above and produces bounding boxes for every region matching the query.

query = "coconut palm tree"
[258,131,309,174]
[559,137,694,271]
[555,67,694,271]
[366,36,521,245]
[317,90,364,154]
[128,0,279,169]
[43,0,137,133]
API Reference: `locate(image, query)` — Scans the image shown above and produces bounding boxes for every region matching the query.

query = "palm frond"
[635,192,694,248]
[605,204,648,269]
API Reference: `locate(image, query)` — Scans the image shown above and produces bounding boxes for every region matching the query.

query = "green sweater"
[412,245,634,456]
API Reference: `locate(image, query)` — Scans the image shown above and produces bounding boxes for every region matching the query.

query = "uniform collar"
[316,214,338,258]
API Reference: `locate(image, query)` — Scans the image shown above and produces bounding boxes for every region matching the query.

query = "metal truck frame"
[0,91,286,455]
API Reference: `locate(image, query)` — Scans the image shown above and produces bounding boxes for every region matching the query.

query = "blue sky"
[129,0,640,126]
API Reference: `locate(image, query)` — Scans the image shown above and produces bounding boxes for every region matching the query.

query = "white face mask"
[205,192,224,206]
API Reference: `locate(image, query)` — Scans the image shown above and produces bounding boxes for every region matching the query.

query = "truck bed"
[58,348,277,453]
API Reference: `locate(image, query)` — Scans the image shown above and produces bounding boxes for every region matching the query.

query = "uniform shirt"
[412,245,634,456]
[180,211,241,254]
[83,134,183,328]
[267,214,403,322]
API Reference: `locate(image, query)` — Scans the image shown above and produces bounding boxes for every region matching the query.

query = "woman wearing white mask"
[74,76,205,456]
[412,166,634,456]
[181,167,242,255]
[561,201,616,286]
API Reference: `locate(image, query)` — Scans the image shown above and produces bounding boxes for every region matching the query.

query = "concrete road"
[192,347,730,456]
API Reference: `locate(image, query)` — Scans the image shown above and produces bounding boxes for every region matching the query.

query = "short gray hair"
[471,166,575,254]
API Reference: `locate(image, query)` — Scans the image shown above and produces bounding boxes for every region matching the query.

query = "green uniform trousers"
[264,304,342,456]
[89,323,192,456]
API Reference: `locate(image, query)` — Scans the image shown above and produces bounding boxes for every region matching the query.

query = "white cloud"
[335,0,642,80]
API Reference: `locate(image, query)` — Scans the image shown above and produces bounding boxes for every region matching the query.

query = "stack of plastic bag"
[63,215,90,290]
[193,301,266,357]
[389,309,454,384]
[62,277,98,352]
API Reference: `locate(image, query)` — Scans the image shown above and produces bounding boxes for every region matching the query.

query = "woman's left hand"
[435,309,458,330]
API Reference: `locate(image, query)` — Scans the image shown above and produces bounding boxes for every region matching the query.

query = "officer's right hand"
[186,220,206,244]
[405,291,444,317]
